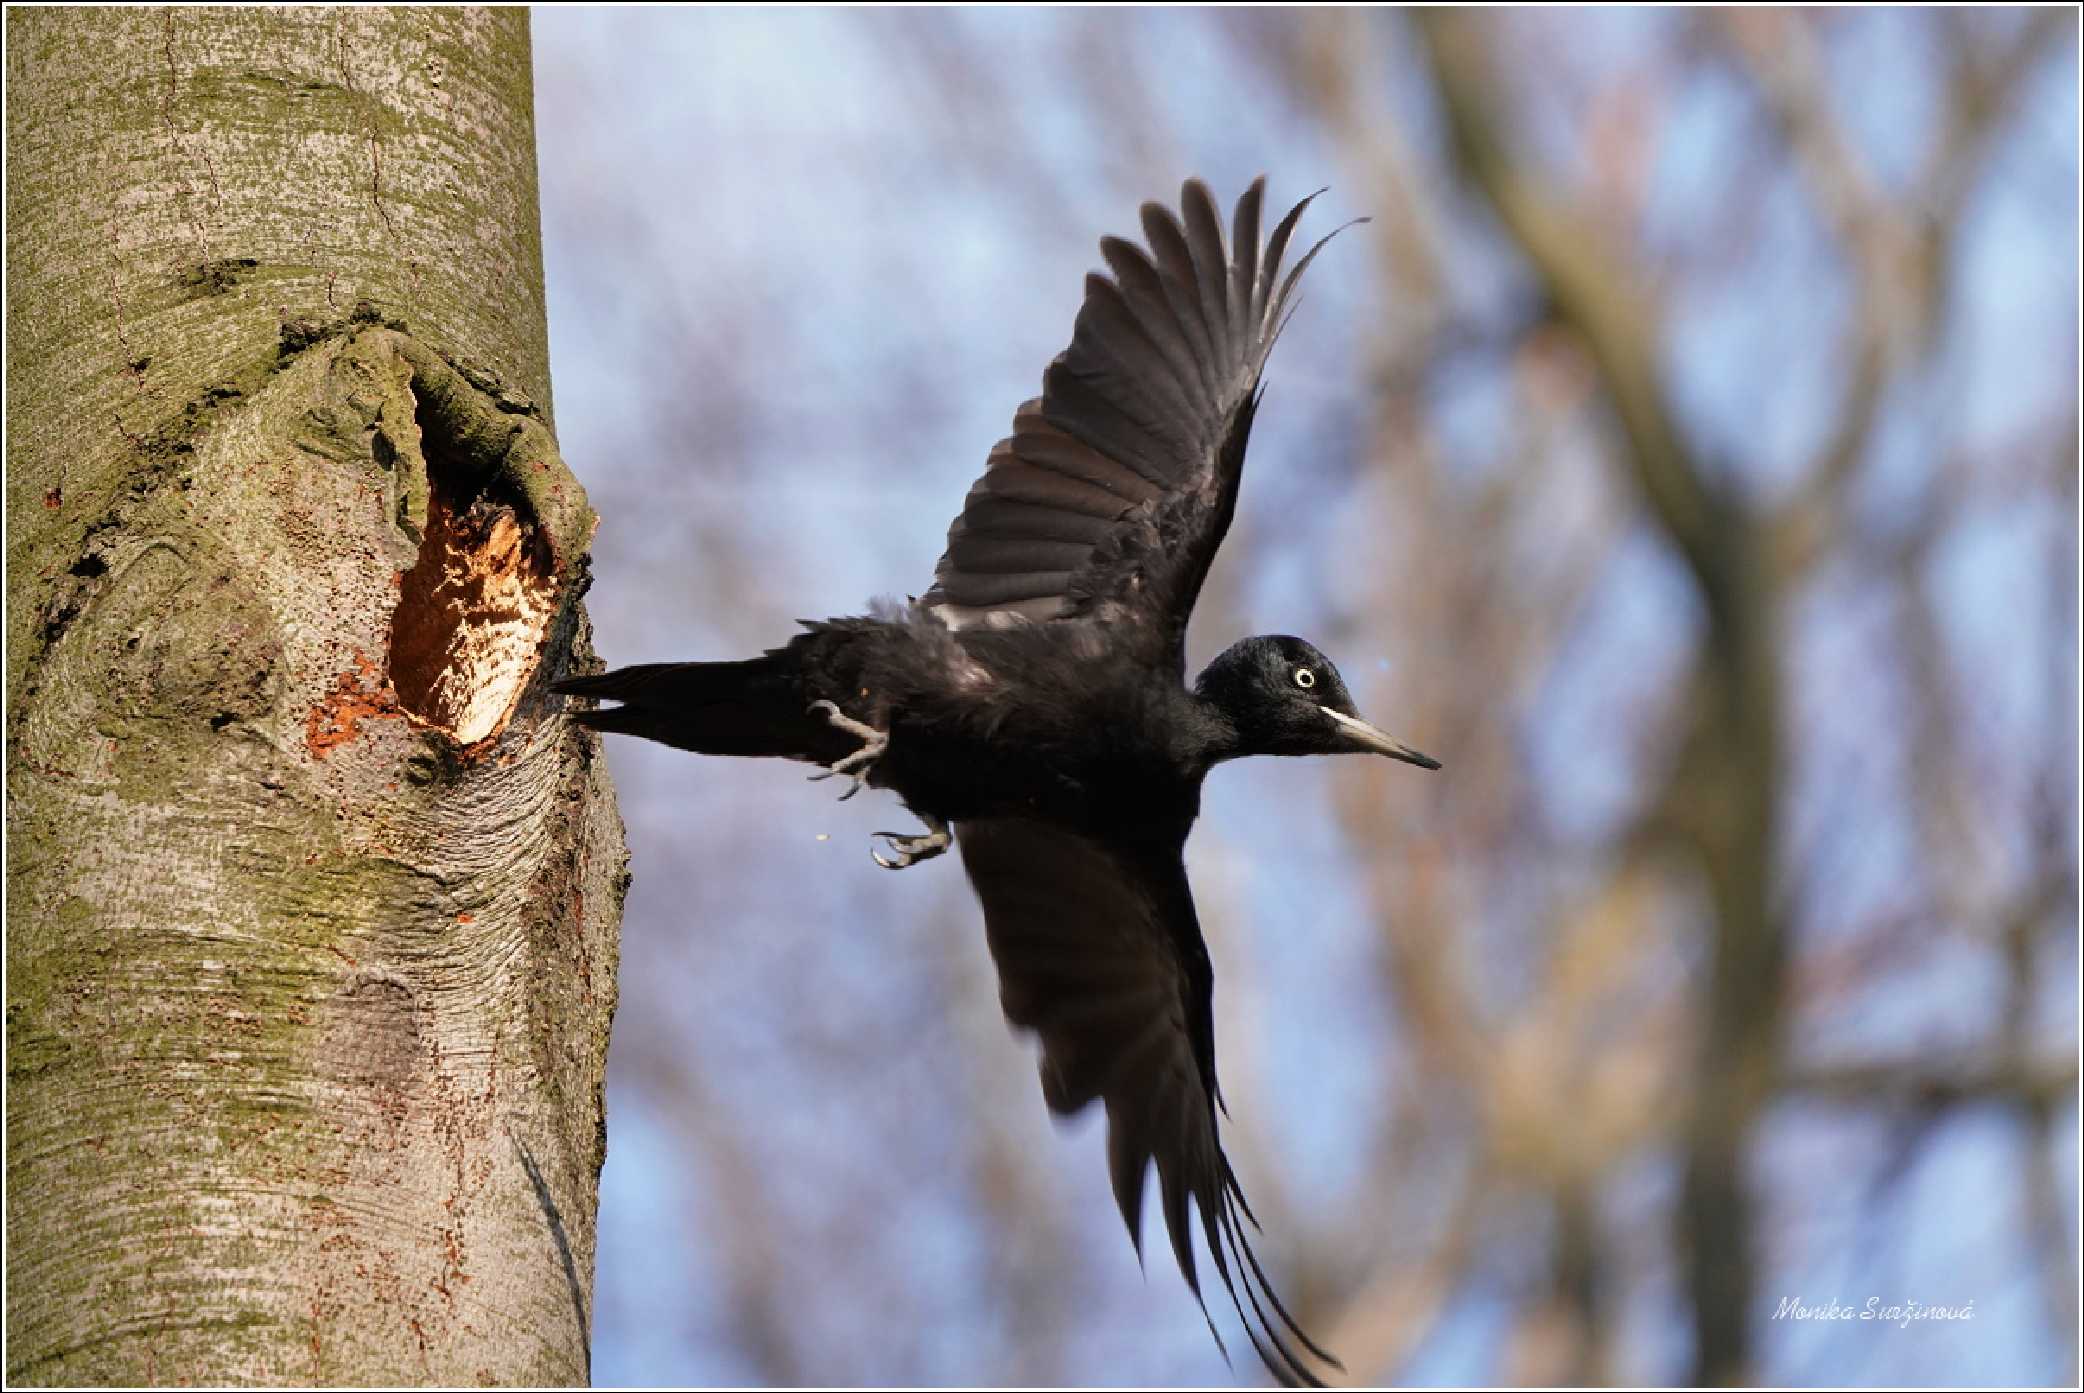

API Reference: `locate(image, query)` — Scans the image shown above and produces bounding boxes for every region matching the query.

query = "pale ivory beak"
[1325,707,1441,769]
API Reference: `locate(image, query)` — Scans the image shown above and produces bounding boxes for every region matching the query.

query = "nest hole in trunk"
[387,391,558,749]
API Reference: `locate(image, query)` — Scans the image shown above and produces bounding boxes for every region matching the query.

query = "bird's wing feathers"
[923,179,1353,664]
[956,817,1341,1386]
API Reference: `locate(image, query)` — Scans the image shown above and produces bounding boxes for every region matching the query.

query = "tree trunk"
[6,8,625,1384]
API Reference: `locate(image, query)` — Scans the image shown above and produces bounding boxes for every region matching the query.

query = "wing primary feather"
[1158,1086,1200,1299]
[1224,1160,1262,1231]
[1099,235,1212,417]
[1180,179,1234,372]
[1107,1114,1152,1261]
[1223,1178,1342,1368]
[1265,216,1373,357]
[1216,1197,1327,1388]
[1140,200,1224,402]
[926,180,1357,635]
[1072,275,1208,435]
[1217,1221,1313,1388]
[1228,177,1265,350]
[1204,1212,1280,1384]
[1042,358,1191,485]
[959,817,1347,1384]
[1254,186,1329,328]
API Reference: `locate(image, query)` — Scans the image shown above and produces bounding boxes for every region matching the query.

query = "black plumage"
[555,178,1439,1385]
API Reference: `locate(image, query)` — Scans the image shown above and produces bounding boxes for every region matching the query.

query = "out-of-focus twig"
[1718,8,2073,579]
[1413,12,1725,601]
[1415,11,1789,1384]
[1781,1057,2077,1109]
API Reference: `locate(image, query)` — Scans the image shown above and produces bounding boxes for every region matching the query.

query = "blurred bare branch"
[1415,11,1726,594]
[1415,11,1787,1383]
[539,9,2079,1385]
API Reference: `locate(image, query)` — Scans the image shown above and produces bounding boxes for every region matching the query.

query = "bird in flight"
[556,178,1438,1385]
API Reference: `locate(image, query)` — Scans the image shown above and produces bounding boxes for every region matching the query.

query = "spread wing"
[923,178,1354,673]
[956,817,1341,1386]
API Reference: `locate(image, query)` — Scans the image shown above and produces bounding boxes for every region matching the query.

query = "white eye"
[1294,667,1316,690]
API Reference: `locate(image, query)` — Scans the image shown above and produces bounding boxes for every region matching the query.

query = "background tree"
[6,9,622,1383]
[536,8,2076,1386]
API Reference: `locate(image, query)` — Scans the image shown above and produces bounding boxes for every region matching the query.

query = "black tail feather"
[553,659,759,706]
[552,656,834,761]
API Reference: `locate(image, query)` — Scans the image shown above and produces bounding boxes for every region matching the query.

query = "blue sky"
[533,9,2078,1386]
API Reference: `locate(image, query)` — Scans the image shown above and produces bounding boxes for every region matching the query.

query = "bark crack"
[508,1126,592,1375]
[158,10,222,262]
[334,22,422,290]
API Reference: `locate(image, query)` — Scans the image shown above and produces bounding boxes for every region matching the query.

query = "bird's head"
[1194,635,1440,768]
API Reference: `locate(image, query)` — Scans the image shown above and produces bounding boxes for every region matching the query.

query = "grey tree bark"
[6,8,625,1384]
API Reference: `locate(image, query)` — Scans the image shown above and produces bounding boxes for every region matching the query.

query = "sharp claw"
[869,818,951,871]
[805,704,949,868]
[807,699,887,800]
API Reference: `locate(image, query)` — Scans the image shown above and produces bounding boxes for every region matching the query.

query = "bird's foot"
[872,814,951,870]
[807,699,887,801]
